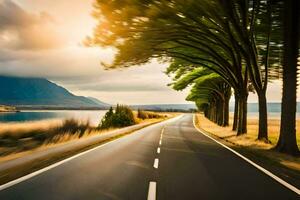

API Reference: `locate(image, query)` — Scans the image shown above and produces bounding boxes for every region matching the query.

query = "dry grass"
[0,120,61,138]
[0,128,116,164]
[196,114,300,148]
[0,105,17,112]
[195,114,300,172]
[0,112,174,161]
[0,119,92,157]
[0,129,144,185]
[133,111,171,124]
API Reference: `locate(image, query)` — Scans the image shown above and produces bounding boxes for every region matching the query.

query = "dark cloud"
[0,0,62,50]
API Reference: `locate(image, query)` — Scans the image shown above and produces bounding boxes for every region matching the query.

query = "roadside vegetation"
[195,114,300,180]
[0,105,18,112]
[99,105,135,129]
[0,119,92,157]
[0,107,166,158]
[137,109,164,120]
[99,105,165,129]
[88,0,300,156]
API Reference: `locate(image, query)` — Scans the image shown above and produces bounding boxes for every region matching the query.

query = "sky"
[0,0,288,105]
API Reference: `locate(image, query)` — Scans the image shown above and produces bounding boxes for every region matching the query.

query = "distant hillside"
[131,104,197,111]
[87,97,111,107]
[0,76,110,108]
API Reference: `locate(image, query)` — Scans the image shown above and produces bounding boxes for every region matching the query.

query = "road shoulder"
[0,117,175,187]
[193,114,300,195]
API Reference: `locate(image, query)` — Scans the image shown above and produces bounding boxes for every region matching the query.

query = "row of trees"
[88,0,299,155]
[167,66,231,127]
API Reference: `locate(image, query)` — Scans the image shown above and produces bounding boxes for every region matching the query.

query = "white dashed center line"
[153,158,159,169]
[147,182,156,200]
[148,127,164,199]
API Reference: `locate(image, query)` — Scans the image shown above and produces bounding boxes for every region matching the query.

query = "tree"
[89,0,294,144]
[217,0,285,141]
[99,106,114,129]
[167,66,231,126]
[275,0,300,155]
[99,105,136,129]
[187,74,231,126]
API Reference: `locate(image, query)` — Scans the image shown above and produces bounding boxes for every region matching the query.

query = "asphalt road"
[0,114,298,200]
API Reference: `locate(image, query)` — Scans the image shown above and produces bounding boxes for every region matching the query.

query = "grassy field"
[195,114,300,172]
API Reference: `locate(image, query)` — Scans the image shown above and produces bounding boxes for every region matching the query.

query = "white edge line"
[159,140,162,145]
[147,181,156,200]
[0,139,116,191]
[157,147,161,154]
[0,117,180,192]
[193,114,300,195]
[153,158,159,169]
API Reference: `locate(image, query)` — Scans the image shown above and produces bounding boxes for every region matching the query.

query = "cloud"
[0,0,190,104]
[49,60,173,92]
[0,0,62,50]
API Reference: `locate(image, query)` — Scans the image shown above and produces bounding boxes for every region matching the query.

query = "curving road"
[0,114,298,200]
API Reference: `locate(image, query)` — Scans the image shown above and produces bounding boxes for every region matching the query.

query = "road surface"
[0,114,298,200]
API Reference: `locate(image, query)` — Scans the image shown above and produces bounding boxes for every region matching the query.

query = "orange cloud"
[0,0,62,50]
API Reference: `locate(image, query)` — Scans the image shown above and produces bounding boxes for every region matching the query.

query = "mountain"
[87,97,111,107]
[0,76,110,108]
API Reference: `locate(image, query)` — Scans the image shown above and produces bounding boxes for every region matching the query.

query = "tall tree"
[275,0,300,156]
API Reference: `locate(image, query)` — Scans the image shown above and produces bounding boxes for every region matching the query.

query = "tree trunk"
[237,95,247,135]
[232,95,239,131]
[275,0,300,156]
[223,96,230,126]
[257,92,268,141]
[218,99,224,126]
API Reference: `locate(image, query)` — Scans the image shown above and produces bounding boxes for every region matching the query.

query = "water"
[229,102,300,118]
[0,110,107,126]
[231,112,298,118]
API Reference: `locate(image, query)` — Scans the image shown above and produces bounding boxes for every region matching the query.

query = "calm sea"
[229,102,300,118]
[0,110,107,126]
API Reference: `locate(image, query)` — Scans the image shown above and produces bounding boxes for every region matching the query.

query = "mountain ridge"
[0,76,110,108]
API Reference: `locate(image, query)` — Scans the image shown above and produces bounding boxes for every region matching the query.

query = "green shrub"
[99,105,136,129]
